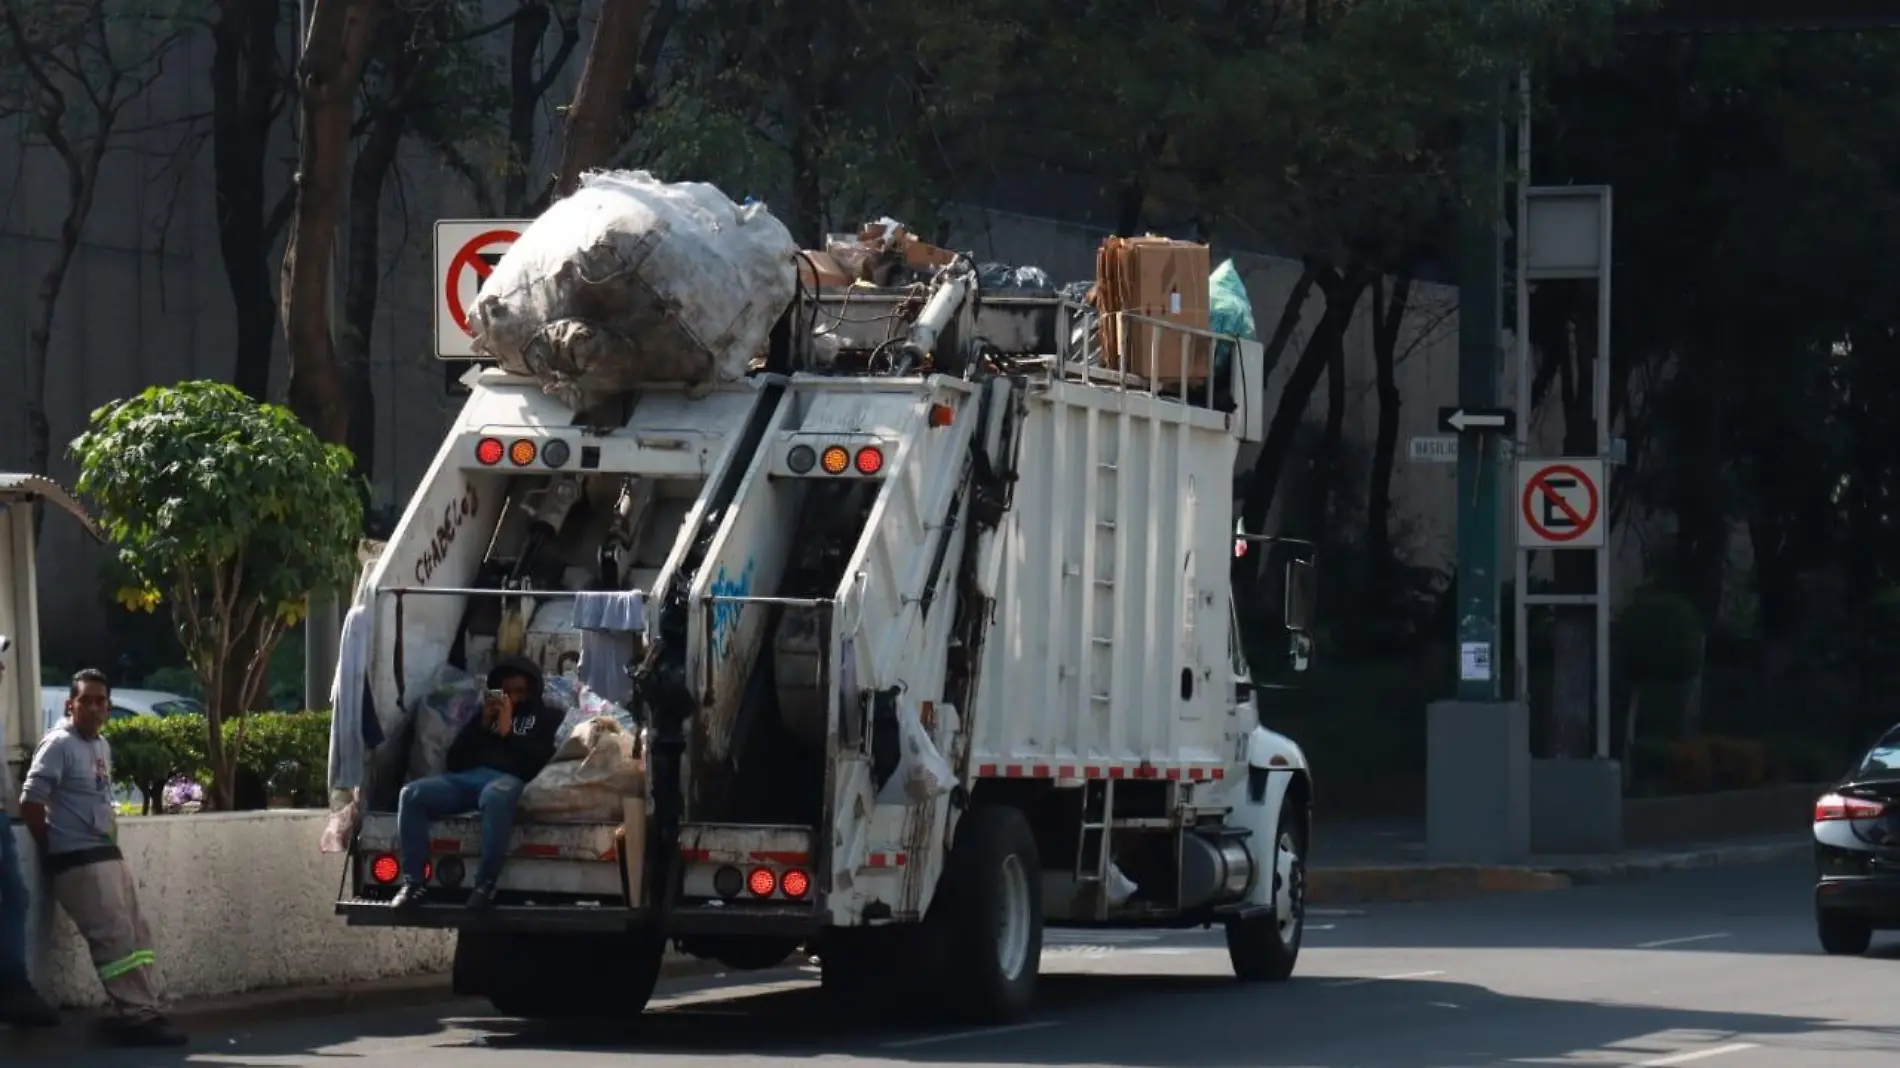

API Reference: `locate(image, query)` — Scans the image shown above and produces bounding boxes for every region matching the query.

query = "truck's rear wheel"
[479,930,667,1020]
[1225,800,1305,982]
[930,804,1043,1023]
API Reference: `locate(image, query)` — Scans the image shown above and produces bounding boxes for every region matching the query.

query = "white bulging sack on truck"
[469,170,799,410]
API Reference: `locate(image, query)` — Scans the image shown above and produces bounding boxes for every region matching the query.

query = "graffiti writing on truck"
[413,485,481,585]
[708,558,756,660]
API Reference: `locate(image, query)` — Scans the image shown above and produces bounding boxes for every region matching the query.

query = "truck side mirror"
[1283,558,1316,633]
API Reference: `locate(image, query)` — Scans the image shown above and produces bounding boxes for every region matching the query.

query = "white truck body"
[337,273,1316,1020]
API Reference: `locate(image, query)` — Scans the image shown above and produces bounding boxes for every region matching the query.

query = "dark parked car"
[1813,724,1900,954]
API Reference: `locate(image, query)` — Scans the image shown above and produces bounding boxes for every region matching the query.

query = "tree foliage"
[70,381,363,810]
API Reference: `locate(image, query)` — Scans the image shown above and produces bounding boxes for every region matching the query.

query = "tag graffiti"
[414,486,481,584]
[709,558,756,659]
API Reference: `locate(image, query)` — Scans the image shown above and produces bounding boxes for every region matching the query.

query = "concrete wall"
[15,812,453,1006]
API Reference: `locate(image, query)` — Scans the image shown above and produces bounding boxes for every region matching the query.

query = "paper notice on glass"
[1459,641,1493,682]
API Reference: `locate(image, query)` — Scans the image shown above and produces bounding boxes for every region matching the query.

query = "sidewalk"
[1308,819,1810,905]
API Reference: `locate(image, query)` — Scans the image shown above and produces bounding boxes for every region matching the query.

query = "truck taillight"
[370,854,400,884]
[508,438,537,465]
[1816,793,1886,821]
[475,437,504,465]
[747,867,777,897]
[787,444,817,474]
[821,446,850,474]
[854,446,884,475]
[781,868,811,899]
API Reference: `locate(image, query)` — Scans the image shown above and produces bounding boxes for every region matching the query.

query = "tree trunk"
[505,1,581,214]
[1240,267,1370,534]
[1365,272,1412,608]
[555,0,652,198]
[339,20,427,486]
[1303,325,1348,542]
[210,0,284,401]
[282,0,382,446]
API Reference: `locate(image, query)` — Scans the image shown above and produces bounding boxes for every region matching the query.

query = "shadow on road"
[21,968,1893,1068]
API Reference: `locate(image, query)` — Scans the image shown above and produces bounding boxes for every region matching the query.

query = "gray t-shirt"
[20,724,117,855]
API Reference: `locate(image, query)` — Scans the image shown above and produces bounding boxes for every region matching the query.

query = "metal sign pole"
[1512,68,1532,708]
[1594,191,1615,759]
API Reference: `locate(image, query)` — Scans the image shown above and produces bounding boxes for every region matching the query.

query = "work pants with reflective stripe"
[50,858,161,1021]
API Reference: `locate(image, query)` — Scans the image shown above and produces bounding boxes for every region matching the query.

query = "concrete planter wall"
[14,811,452,1008]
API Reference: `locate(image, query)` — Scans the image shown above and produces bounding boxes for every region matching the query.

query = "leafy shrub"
[103,711,329,812]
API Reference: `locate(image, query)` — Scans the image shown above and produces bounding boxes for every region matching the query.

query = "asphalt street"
[9,856,1898,1068]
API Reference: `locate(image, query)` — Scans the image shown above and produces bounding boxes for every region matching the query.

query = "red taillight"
[475,437,505,465]
[370,854,400,884]
[747,867,777,897]
[1816,792,1886,821]
[781,868,811,899]
[854,446,884,475]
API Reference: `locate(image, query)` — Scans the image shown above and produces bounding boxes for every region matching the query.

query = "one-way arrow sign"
[1438,406,1516,435]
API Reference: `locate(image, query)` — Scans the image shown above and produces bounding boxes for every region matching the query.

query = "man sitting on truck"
[392,657,561,911]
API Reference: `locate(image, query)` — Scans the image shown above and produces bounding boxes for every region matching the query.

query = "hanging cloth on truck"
[572,590,648,707]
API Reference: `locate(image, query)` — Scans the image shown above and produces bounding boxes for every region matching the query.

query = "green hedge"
[102,711,330,813]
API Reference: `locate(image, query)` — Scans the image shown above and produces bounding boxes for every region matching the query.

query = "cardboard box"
[797,250,853,289]
[1095,236,1213,385]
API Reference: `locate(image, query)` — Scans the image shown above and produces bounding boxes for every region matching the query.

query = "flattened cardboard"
[1096,236,1213,385]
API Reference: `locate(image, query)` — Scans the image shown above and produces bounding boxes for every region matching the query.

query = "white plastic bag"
[469,170,799,410]
[520,716,647,823]
[406,665,484,781]
[874,697,956,806]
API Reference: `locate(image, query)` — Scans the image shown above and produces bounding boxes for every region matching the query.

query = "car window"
[153,699,203,717]
[1855,730,1900,778]
[109,707,139,720]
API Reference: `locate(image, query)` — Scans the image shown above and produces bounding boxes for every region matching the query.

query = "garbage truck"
[332,175,1318,1025]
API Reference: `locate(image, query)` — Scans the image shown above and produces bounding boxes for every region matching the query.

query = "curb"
[1308,838,1809,905]
[1550,838,1810,886]
[159,950,739,1025]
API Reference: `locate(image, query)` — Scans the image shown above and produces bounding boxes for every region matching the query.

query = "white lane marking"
[1633,1042,1759,1066]
[883,1020,1063,1048]
[1323,969,1446,987]
[1308,908,1366,917]
[1307,923,1337,931]
[1636,932,1732,949]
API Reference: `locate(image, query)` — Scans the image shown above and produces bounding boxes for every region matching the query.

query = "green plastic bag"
[1208,259,1256,379]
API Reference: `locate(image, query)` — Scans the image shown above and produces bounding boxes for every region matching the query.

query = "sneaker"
[0,982,59,1028]
[106,1016,188,1047]
[390,881,430,909]
[465,881,497,911]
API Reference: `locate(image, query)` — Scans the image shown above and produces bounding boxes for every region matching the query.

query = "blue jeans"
[396,767,524,888]
[0,810,29,987]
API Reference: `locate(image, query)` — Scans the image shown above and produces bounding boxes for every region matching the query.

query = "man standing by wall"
[19,669,184,1047]
[0,641,58,1029]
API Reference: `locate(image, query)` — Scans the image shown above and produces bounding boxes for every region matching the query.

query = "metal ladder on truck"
[1068,374,1197,920]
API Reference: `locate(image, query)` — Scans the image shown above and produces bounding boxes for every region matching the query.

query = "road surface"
[9,856,1897,1067]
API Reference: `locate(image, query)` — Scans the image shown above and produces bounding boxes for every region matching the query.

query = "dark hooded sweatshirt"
[444,656,562,783]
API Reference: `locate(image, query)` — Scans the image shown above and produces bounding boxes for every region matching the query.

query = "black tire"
[1226,799,1305,982]
[1816,910,1873,956]
[484,929,667,1020]
[928,804,1044,1024]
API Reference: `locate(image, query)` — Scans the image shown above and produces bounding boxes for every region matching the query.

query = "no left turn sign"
[434,219,529,358]
[1516,459,1606,549]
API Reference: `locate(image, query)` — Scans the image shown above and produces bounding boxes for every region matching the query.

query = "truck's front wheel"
[1225,800,1305,982]
[930,804,1043,1023]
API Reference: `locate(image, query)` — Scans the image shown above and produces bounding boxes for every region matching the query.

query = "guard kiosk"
[2,474,99,819]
